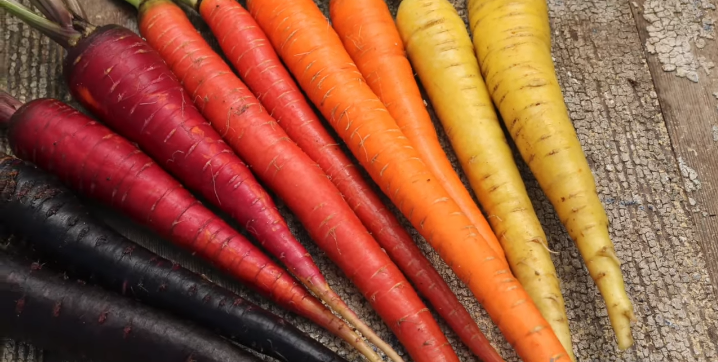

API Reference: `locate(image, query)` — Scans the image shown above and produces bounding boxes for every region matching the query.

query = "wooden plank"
[628,0,718,294]
[1,0,718,361]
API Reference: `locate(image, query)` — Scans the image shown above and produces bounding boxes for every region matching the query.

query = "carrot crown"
[0,0,94,48]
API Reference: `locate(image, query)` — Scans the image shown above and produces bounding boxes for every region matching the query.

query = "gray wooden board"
[2,0,718,361]
[628,0,718,298]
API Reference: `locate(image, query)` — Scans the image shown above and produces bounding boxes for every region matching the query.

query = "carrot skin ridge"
[194,1,500,360]
[0,156,348,362]
[247,0,571,361]
[5,97,355,349]
[0,254,261,362]
[328,0,505,261]
[136,2,461,361]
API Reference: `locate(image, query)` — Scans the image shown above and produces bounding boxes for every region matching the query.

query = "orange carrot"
[328,0,504,260]
[247,0,571,361]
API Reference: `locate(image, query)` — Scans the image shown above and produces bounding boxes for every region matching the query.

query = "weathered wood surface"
[2,0,718,361]
[629,0,718,293]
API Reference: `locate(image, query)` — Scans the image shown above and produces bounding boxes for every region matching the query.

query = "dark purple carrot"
[0,155,348,362]
[0,1,379,352]
[0,90,376,359]
[0,253,261,362]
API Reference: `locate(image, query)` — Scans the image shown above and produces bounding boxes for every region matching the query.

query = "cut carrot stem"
[329,0,505,261]
[247,0,571,361]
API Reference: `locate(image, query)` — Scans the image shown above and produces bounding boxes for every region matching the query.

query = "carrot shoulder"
[328,0,504,261]
[247,0,570,361]
[135,1,458,361]
[466,0,635,349]
[394,0,574,359]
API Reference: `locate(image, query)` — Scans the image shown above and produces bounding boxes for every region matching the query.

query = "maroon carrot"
[124,1,463,361]
[0,1,388,358]
[0,8,383,360]
[172,0,500,359]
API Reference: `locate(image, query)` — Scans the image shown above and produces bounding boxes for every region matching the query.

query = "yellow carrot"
[466,0,635,349]
[395,0,574,358]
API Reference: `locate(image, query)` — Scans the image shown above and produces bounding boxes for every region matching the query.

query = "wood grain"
[628,0,718,295]
[2,0,718,361]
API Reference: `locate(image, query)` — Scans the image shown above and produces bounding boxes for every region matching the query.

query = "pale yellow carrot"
[466,0,635,350]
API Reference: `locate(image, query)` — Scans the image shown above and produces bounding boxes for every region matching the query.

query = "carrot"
[247,0,571,360]
[0,155,348,362]
[393,0,574,358]
[129,1,460,361]
[465,0,635,349]
[328,0,504,261]
[0,89,375,359]
[1,254,261,362]
[3,0,377,352]
[171,0,502,360]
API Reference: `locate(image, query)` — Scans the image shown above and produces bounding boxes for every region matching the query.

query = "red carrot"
[246,0,571,361]
[0,2,382,358]
[0,93,373,359]
[128,1,460,361]
[173,0,502,360]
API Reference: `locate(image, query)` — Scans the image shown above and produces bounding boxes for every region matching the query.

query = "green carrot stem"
[0,0,81,48]
[30,0,73,29]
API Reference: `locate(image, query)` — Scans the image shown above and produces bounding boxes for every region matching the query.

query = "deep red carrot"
[128,1,460,361]
[172,0,502,360]
[0,91,377,360]
[0,1,385,359]
[247,0,571,361]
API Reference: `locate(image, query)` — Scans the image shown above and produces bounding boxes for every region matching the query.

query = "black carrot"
[0,253,260,362]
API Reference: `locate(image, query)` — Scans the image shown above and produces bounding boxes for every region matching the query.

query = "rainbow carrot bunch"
[169,0,502,360]
[0,1,385,360]
[123,1,466,361]
[246,0,571,361]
